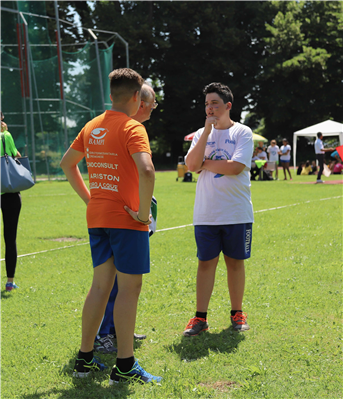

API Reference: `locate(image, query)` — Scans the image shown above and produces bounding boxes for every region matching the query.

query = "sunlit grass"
[1,171,342,398]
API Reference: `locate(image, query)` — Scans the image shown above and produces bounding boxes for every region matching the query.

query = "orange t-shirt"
[71,110,151,231]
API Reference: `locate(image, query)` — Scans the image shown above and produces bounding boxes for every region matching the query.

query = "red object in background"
[336,145,343,160]
[184,132,195,141]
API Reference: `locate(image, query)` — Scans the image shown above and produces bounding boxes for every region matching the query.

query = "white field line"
[1,195,341,261]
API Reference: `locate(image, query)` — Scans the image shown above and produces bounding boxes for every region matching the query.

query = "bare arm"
[124,152,155,224]
[200,159,246,176]
[185,116,218,171]
[60,148,91,205]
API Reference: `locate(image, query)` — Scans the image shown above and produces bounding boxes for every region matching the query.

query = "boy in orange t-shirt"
[60,68,161,384]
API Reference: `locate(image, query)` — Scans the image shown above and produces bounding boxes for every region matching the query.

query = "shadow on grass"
[166,327,246,361]
[20,356,133,399]
[1,289,15,299]
[20,381,131,399]
[19,338,146,399]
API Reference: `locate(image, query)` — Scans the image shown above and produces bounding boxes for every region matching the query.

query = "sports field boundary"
[1,195,341,261]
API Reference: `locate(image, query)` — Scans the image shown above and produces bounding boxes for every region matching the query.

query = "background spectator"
[279,138,292,180]
[314,132,334,184]
[256,146,267,160]
[1,111,22,292]
[333,160,343,175]
[301,160,312,175]
[310,161,317,175]
[297,162,304,175]
[267,140,280,179]
[330,150,341,162]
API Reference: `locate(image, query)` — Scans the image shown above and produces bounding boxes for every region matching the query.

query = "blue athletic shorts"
[194,224,253,261]
[88,228,150,274]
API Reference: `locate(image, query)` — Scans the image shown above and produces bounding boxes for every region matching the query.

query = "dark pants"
[1,193,22,278]
[316,154,324,180]
[98,276,118,338]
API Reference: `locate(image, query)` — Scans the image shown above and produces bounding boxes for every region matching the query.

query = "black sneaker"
[183,316,209,337]
[94,335,117,354]
[231,311,250,331]
[73,356,107,378]
[109,360,162,384]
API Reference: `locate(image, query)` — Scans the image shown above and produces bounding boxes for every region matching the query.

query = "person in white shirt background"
[256,147,267,160]
[267,139,280,180]
[314,132,334,184]
[279,138,292,180]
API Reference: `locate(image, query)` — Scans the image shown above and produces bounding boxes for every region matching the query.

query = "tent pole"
[293,134,297,170]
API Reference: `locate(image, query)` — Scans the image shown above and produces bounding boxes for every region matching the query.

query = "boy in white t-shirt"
[267,140,280,179]
[183,82,254,336]
[256,147,267,160]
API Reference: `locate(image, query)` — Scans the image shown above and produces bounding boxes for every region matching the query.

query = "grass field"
[1,171,342,399]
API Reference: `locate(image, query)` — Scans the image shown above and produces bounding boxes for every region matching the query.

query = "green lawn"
[1,171,342,398]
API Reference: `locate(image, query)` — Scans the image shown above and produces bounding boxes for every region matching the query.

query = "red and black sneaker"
[230,311,250,331]
[183,316,209,337]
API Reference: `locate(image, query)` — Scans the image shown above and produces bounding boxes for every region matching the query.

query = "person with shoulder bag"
[1,112,22,292]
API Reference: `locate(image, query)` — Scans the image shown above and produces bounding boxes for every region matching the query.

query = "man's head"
[317,132,323,139]
[133,83,157,123]
[0,111,4,121]
[282,138,288,145]
[108,68,144,115]
[257,147,263,152]
[270,140,277,146]
[203,82,233,120]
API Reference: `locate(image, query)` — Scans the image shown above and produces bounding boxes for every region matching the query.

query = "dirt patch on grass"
[47,237,84,242]
[198,381,237,393]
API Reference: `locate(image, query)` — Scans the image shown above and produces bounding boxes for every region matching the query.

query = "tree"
[84,1,273,161]
[253,1,343,142]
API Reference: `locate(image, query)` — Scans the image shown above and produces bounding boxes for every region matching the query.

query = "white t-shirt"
[280,144,291,161]
[314,138,324,154]
[267,145,280,162]
[185,122,254,226]
[257,151,267,160]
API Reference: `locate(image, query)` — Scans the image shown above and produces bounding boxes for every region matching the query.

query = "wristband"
[137,215,149,224]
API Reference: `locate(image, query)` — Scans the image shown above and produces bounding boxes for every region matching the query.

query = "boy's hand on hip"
[124,206,152,225]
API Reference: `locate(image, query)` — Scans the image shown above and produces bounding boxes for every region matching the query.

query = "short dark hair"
[317,132,322,138]
[203,82,234,104]
[257,147,263,151]
[108,68,144,103]
[0,111,4,120]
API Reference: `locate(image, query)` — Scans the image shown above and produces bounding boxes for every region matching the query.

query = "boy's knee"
[91,279,114,296]
[225,258,245,271]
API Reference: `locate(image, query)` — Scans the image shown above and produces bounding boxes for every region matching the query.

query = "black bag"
[183,172,193,182]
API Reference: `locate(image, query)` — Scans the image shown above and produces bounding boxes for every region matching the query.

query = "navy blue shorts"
[194,224,252,261]
[88,228,150,274]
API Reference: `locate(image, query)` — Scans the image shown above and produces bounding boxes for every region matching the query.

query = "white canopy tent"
[293,120,343,168]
